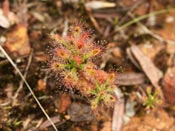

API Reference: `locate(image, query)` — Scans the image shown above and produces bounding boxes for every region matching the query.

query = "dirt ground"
[0,0,175,131]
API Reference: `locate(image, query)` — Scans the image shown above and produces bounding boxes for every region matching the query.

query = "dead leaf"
[0,9,10,28]
[139,42,164,60]
[63,0,78,3]
[115,73,146,85]
[85,1,116,10]
[129,45,163,86]
[127,45,163,99]
[3,24,31,57]
[58,93,71,113]
[3,0,9,18]
[39,115,60,130]
[0,8,18,28]
[31,12,45,22]
[162,67,175,104]
[112,98,124,131]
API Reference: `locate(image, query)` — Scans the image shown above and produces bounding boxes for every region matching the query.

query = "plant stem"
[116,7,175,31]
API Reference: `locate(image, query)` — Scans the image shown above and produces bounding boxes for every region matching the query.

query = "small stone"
[67,102,94,122]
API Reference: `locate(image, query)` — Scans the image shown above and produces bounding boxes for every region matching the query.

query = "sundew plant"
[48,24,117,108]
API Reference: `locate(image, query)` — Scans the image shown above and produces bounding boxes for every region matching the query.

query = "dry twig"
[12,49,33,106]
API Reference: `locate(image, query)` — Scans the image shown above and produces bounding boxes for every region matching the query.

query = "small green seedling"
[144,87,159,109]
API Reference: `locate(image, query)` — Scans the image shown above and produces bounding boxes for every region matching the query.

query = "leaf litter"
[0,0,175,131]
